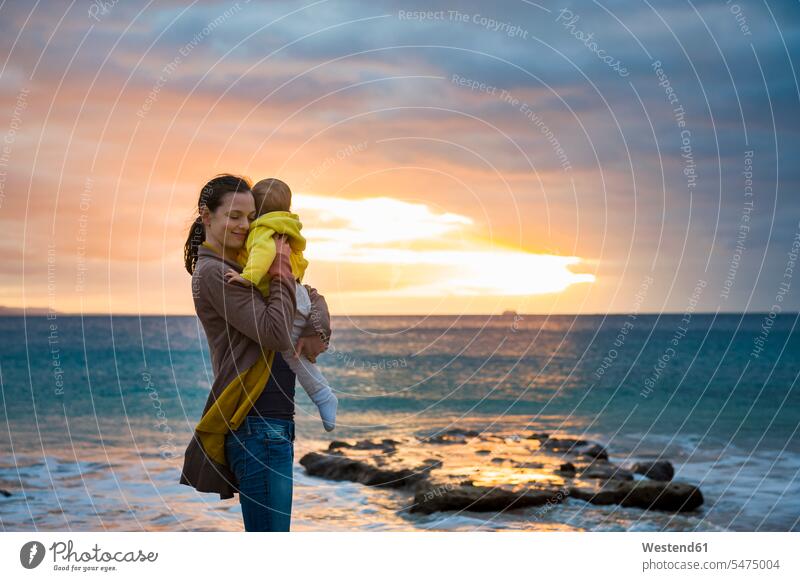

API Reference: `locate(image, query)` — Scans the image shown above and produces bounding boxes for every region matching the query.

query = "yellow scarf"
[195,240,277,470]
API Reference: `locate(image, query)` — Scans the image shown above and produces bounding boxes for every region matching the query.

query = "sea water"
[1,314,798,531]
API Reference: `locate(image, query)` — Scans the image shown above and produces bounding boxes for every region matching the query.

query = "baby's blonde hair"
[252,178,292,216]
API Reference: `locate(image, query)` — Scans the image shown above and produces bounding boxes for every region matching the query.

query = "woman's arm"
[291,284,331,363]
[199,244,297,352]
[300,284,332,345]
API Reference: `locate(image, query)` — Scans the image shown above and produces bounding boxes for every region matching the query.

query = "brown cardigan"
[178,244,331,500]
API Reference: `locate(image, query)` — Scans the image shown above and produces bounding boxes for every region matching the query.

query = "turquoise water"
[1,314,798,531]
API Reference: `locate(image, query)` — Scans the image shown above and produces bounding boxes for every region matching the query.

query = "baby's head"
[252,178,292,216]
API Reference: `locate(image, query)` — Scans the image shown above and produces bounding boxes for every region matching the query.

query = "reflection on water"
[0,412,766,532]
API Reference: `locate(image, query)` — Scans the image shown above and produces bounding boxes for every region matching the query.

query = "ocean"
[1,313,798,531]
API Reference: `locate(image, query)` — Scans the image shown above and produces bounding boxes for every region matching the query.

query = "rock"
[513,460,545,469]
[538,436,589,452]
[475,434,506,442]
[579,460,634,481]
[575,443,609,460]
[302,426,700,517]
[410,480,568,514]
[536,437,609,461]
[328,439,400,453]
[0,489,11,497]
[557,462,576,475]
[299,452,436,488]
[424,428,481,444]
[420,458,444,470]
[569,480,703,512]
[526,432,550,440]
[630,460,675,481]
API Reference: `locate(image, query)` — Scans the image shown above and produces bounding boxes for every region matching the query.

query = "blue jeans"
[225,416,295,531]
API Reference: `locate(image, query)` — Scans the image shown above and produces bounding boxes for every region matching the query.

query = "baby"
[224,178,338,432]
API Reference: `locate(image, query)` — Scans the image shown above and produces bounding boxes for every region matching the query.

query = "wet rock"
[481,435,509,443]
[302,427,700,517]
[410,479,568,514]
[526,432,550,440]
[420,458,444,470]
[557,462,576,475]
[575,443,609,460]
[513,460,545,469]
[579,460,634,481]
[569,480,703,512]
[423,428,481,444]
[299,452,436,488]
[536,437,609,461]
[328,439,400,453]
[630,460,675,481]
[538,436,589,452]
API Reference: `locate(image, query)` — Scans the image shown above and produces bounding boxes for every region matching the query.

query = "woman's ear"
[200,205,211,227]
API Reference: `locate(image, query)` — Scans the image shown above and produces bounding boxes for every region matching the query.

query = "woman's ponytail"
[184,216,205,275]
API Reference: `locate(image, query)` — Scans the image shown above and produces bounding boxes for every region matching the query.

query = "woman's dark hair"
[184,173,252,275]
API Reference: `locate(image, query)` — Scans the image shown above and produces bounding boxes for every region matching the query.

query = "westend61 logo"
[20,540,158,572]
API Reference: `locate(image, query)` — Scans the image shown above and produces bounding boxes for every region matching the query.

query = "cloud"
[1,0,798,313]
[293,192,595,298]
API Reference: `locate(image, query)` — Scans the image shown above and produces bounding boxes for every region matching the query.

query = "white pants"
[280,283,333,402]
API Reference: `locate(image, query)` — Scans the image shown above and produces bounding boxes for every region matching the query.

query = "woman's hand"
[293,334,327,363]
[267,234,293,279]
[224,270,252,287]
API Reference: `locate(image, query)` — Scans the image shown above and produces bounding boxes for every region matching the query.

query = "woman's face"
[202,190,255,252]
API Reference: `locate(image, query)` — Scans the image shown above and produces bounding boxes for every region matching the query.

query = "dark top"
[247,351,296,420]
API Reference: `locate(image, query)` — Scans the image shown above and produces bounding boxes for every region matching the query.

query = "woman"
[179,174,331,531]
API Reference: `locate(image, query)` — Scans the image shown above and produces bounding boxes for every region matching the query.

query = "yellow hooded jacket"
[237,211,309,294]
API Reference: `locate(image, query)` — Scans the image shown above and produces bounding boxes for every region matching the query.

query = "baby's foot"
[317,391,338,432]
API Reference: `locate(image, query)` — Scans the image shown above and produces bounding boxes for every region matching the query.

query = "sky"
[0,0,798,315]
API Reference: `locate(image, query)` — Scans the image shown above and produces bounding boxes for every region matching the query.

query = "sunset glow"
[1,1,796,316]
[294,193,595,300]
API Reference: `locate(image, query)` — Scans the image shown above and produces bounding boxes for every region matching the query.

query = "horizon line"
[2,311,797,317]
